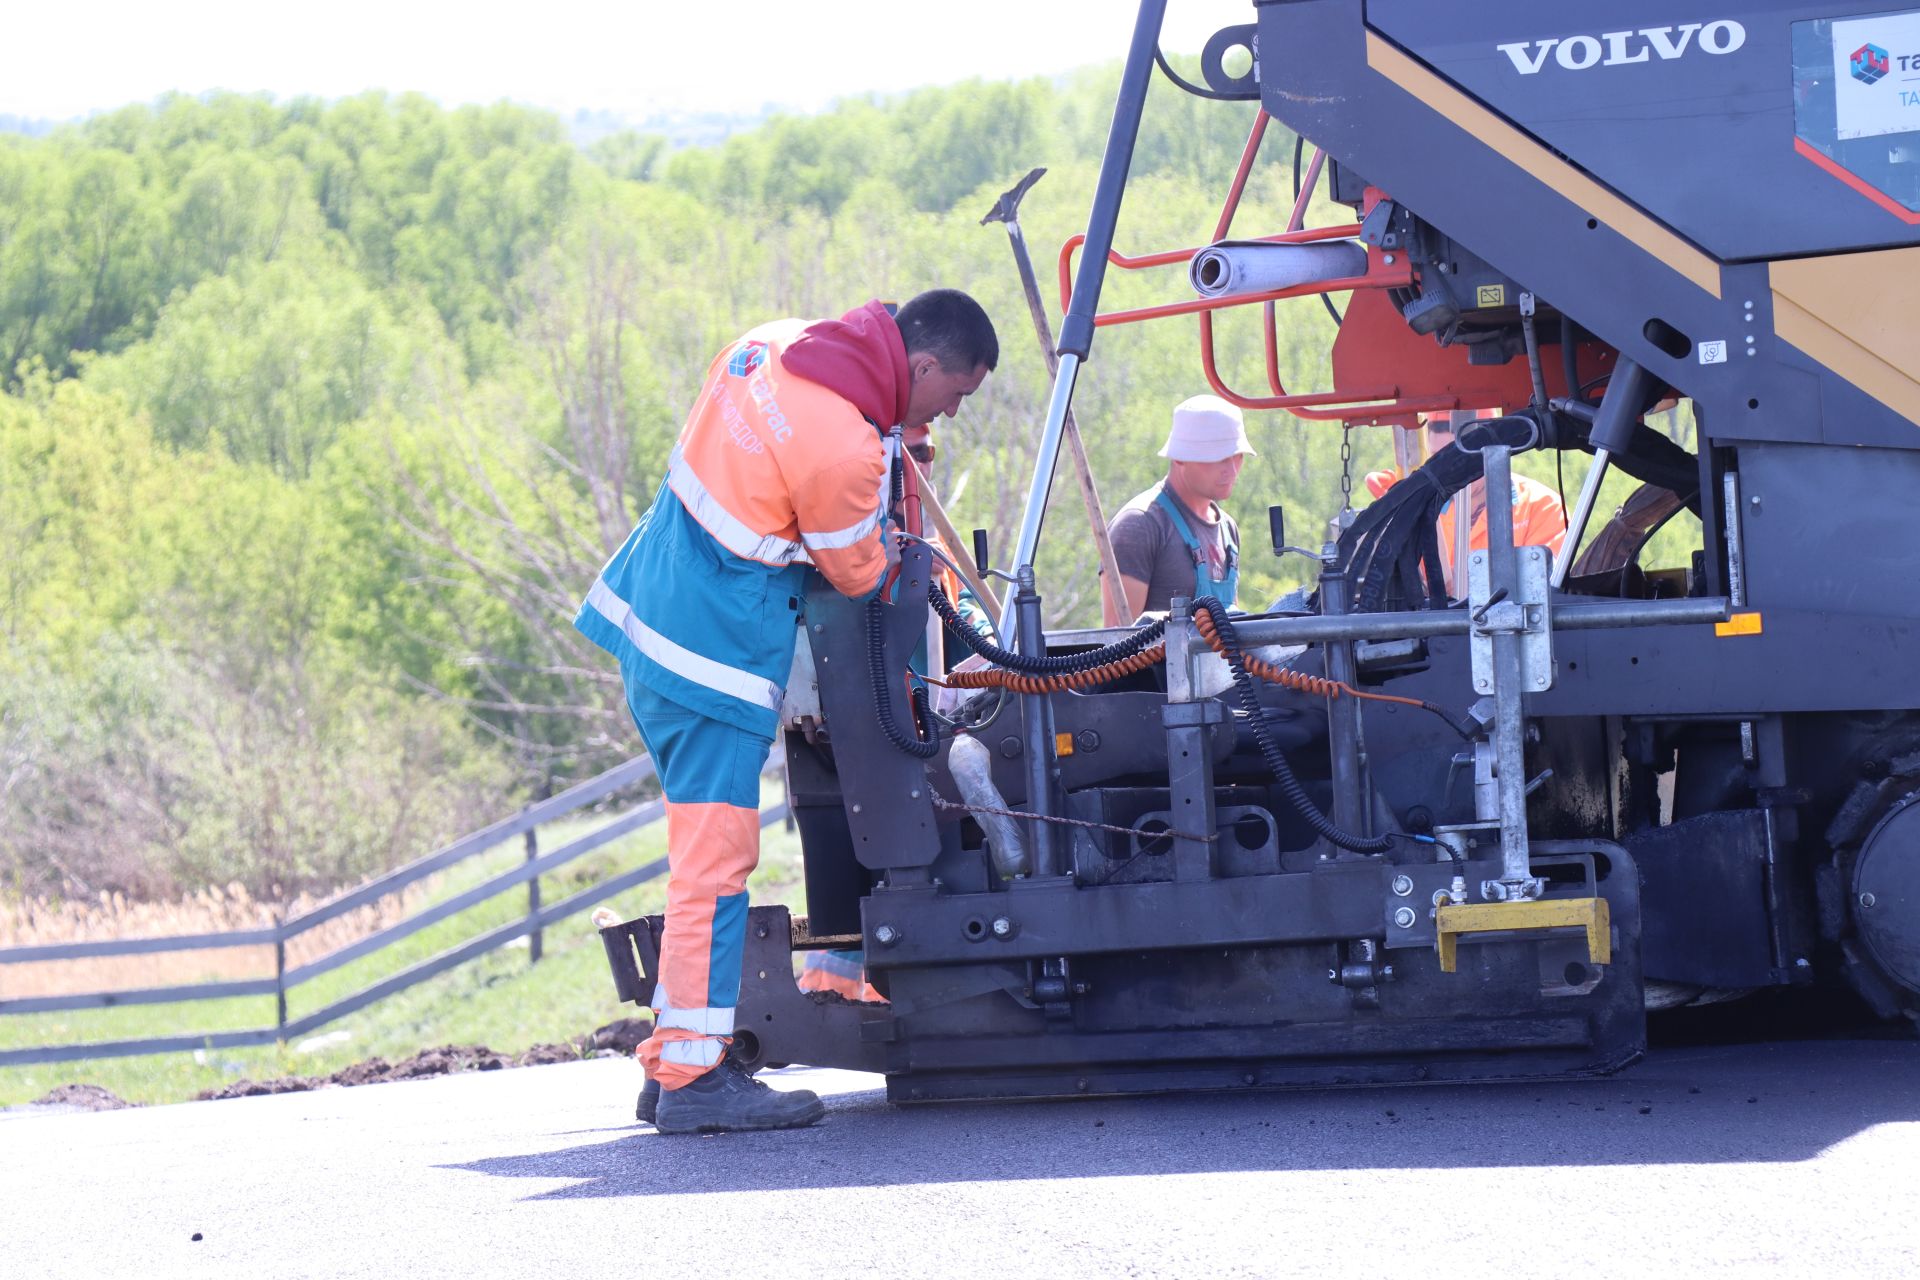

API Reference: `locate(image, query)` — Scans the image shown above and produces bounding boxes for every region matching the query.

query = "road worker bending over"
[577,290,997,1134]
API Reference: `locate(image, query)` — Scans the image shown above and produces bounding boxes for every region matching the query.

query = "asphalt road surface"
[5,1040,1917,1279]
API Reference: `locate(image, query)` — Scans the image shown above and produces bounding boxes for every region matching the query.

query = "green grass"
[0,778,805,1106]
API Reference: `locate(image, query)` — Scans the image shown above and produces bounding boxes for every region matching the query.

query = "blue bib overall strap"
[1154,487,1238,609]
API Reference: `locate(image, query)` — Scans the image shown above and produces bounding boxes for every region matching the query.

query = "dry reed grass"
[0,881,432,998]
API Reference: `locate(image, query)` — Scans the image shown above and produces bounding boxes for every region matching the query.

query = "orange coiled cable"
[1192,607,1438,712]
[940,643,1167,693]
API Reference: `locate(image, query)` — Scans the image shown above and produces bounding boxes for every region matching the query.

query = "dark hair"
[895,289,998,373]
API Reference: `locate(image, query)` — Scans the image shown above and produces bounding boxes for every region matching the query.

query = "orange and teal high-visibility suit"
[577,303,905,1088]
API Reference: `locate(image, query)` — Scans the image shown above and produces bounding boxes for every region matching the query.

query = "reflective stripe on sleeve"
[585,580,782,711]
[655,1003,737,1036]
[666,448,811,566]
[802,510,882,551]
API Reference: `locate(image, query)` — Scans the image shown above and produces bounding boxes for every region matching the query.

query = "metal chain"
[1338,428,1355,516]
[929,793,1216,844]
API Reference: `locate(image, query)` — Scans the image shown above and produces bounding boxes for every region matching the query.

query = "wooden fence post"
[525,822,542,966]
[274,925,288,1035]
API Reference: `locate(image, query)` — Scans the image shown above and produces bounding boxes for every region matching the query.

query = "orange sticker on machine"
[1715,611,1763,637]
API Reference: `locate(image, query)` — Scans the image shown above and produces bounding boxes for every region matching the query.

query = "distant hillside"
[0,112,59,137]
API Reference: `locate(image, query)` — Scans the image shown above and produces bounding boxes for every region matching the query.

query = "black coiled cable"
[867,594,939,758]
[1191,595,1393,854]
[929,582,1167,674]
[1334,413,1544,613]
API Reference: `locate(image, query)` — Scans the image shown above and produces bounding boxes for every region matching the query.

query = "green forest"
[0,69,1536,904]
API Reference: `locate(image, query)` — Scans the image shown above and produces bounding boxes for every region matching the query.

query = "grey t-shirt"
[1106,480,1240,614]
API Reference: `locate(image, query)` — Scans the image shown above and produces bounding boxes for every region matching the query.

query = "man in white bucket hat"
[1103,394,1255,624]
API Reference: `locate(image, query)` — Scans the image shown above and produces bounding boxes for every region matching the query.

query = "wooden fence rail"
[0,757,783,1068]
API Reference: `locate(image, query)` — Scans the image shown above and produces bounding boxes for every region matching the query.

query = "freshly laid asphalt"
[4,1040,1917,1278]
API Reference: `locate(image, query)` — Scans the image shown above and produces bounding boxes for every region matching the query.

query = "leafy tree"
[83,249,450,475]
[585,130,667,183]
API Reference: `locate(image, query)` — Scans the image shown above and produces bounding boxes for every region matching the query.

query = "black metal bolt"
[1076,730,1101,753]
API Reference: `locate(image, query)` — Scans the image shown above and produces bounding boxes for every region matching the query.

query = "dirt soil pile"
[30,1083,136,1111]
[192,1017,652,1102]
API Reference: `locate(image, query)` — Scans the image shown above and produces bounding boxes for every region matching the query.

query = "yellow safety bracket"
[1434,897,1611,973]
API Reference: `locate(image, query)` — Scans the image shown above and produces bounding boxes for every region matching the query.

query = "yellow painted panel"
[1770,250,1920,426]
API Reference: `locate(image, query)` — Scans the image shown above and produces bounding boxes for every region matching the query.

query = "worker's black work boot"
[636,1076,660,1124]
[653,1060,824,1134]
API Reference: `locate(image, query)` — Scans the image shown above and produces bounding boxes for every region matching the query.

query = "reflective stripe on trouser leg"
[797,948,888,1003]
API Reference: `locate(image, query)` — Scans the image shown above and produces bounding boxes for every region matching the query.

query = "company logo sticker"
[1851,42,1891,84]
[727,341,768,378]
[1830,13,1920,143]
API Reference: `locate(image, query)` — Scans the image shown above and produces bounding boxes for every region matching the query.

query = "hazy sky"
[12,1,1253,122]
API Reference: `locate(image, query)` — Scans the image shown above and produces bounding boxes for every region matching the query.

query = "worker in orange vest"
[1363,413,1566,594]
[582,290,997,1134]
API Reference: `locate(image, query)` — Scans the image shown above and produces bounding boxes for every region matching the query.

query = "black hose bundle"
[867,596,940,759]
[1334,413,1544,613]
[930,582,1167,675]
[866,438,943,758]
[1191,596,1393,854]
